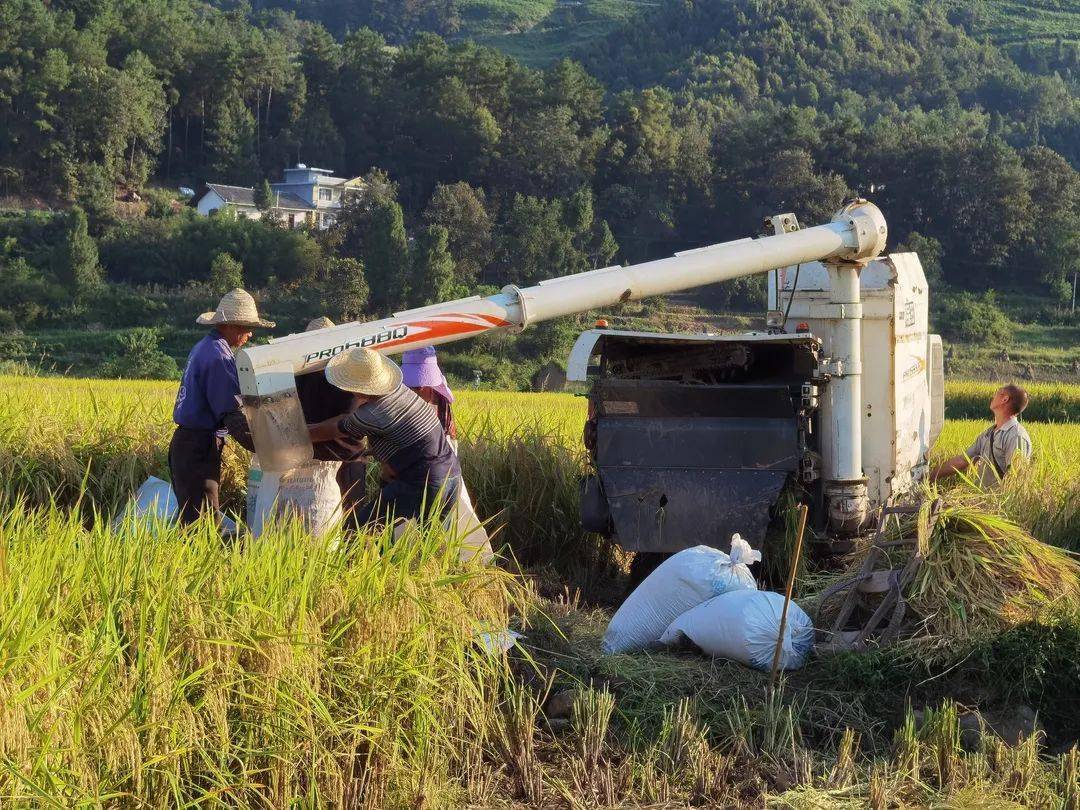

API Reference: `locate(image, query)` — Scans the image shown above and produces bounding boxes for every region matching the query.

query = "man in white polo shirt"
[931,384,1033,487]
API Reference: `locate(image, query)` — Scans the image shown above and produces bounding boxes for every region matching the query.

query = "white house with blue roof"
[193,164,365,229]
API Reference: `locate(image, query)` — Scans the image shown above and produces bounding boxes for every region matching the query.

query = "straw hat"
[196,289,275,329]
[325,347,402,396]
[306,316,336,332]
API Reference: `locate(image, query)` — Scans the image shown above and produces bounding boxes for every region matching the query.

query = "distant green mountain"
[456,0,1080,65]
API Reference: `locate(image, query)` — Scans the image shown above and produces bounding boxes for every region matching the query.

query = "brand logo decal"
[901,355,927,381]
[303,325,410,365]
[902,300,917,328]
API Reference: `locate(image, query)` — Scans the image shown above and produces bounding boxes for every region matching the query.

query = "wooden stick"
[769,503,809,691]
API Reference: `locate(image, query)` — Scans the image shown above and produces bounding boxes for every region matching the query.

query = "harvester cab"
[234,199,939,556]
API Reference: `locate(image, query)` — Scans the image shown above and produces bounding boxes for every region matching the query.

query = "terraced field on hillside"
[458,0,1080,65]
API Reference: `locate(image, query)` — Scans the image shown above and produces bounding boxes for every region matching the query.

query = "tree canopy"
[1,0,1079,341]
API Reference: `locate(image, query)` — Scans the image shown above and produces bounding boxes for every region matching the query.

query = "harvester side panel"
[887,253,933,499]
[768,253,934,508]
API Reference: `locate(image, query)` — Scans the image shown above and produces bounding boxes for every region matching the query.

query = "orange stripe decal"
[378,317,497,350]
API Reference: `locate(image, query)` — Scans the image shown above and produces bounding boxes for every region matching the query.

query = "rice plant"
[934,419,1080,551]
[945,380,1080,423]
[570,686,615,773]
[2,375,1080,805]
[808,489,1080,660]
[0,506,522,806]
[908,493,1080,644]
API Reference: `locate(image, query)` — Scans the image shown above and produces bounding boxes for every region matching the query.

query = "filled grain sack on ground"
[114,476,176,528]
[602,536,760,654]
[114,476,237,534]
[659,589,815,671]
[250,459,342,538]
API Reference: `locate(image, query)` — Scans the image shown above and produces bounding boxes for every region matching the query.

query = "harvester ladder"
[817,499,942,653]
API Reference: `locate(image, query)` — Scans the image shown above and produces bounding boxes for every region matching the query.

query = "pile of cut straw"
[809,491,1080,659]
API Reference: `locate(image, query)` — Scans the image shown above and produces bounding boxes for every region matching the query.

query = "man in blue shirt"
[170,288,274,525]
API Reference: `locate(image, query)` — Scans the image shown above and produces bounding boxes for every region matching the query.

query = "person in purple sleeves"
[170,289,273,525]
[400,346,456,445]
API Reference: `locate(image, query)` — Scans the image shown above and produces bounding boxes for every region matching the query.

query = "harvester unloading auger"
[237,199,942,552]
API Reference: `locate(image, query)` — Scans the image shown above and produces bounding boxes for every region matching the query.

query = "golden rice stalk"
[909,490,1080,645]
[810,488,1080,660]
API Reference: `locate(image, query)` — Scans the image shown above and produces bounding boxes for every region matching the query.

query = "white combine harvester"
[236,199,942,555]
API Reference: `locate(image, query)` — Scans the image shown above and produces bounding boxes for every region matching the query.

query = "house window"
[319,188,332,202]
[287,213,296,228]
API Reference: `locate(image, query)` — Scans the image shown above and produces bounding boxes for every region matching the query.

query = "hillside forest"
[1,0,1078,384]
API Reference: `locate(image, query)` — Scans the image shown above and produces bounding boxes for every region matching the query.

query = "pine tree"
[422,182,492,285]
[209,252,244,293]
[589,220,619,269]
[51,207,102,297]
[322,257,369,322]
[410,225,457,306]
[109,52,166,190]
[75,163,117,236]
[209,95,259,184]
[254,178,274,211]
[364,198,409,312]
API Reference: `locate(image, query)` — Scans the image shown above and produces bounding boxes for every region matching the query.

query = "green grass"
[831,0,1080,47]
[455,0,649,66]
[944,323,1080,383]
[0,327,204,377]
[458,0,556,35]
[518,595,1080,807]
[947,0,1080,46]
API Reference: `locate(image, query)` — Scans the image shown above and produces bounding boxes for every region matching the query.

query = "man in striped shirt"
[307,347,461,528]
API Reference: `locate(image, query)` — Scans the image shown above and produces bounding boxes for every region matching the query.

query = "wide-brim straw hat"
[306,316,335,332]
[325,347,402,396]
[196,288,275,328]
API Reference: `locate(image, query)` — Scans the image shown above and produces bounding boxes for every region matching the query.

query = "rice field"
[2,375,1075,548]
[944,380,1080,423]
[0,512,522,806]
[1,374,1079,805]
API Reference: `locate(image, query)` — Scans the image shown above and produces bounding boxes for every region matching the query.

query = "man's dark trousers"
[169,426,225,525]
